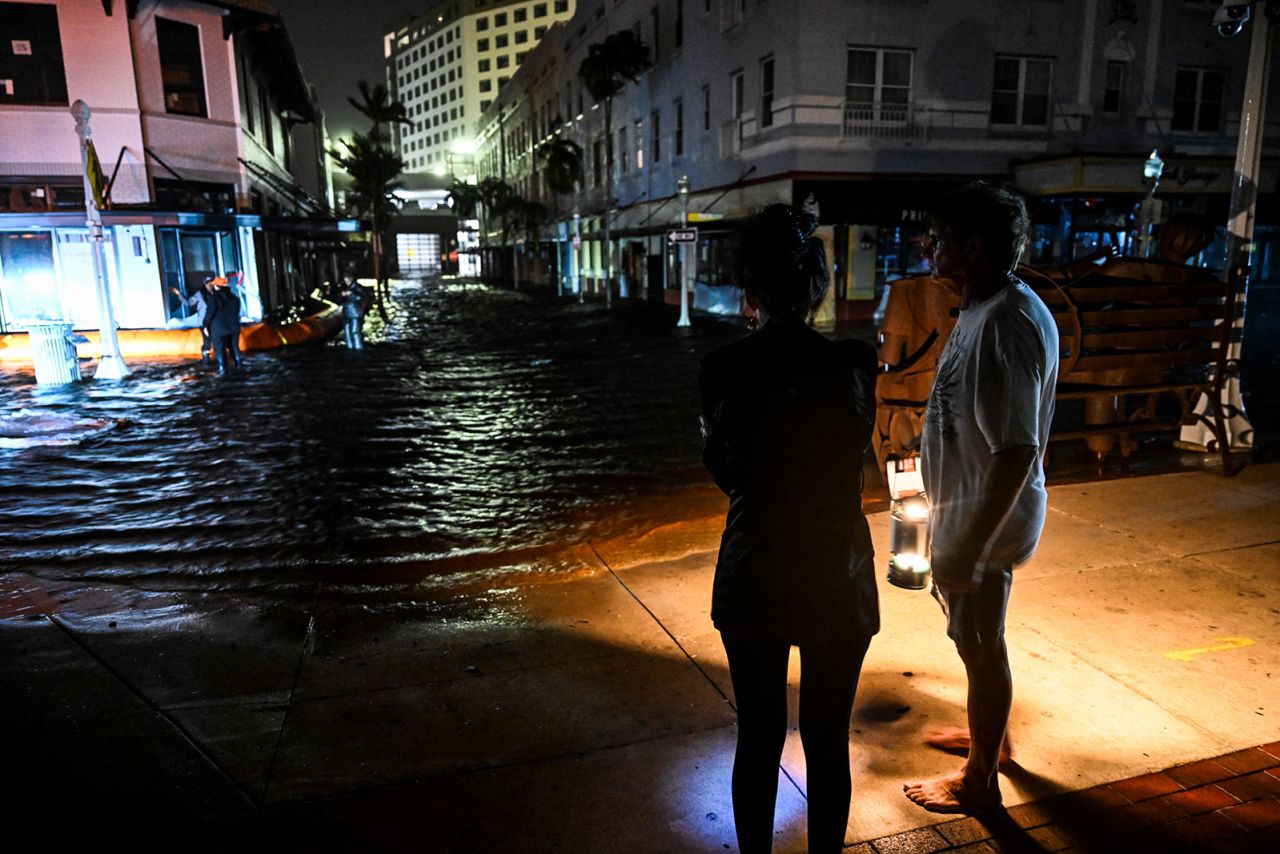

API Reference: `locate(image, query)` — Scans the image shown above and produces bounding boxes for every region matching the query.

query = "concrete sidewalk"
[3,465,1279,851]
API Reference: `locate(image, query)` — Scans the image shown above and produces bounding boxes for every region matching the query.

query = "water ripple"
[0,282,743,592]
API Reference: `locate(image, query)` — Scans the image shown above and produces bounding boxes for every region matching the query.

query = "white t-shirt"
[921,279,1059,575]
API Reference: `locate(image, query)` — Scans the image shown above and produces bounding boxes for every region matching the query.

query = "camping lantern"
[886,457,932,590]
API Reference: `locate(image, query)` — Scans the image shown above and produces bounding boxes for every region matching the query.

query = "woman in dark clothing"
[698,204,879,853]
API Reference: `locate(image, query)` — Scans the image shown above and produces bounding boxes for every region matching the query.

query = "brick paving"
[856,744,1280,853]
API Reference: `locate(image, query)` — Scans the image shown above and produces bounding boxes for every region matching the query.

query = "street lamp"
[71,100,129,380]
[677,175,691,328]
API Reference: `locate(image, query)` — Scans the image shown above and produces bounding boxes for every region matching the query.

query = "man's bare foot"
[903,771,1002,815]
[923,726,1014,765]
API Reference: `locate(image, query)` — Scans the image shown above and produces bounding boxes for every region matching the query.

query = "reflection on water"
[0,282,744,594]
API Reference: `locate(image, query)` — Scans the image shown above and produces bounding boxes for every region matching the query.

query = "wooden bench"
[875,262,1242,475]
[1026,262,1240,473]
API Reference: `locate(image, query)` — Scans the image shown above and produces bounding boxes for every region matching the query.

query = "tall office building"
[385,0,575,176]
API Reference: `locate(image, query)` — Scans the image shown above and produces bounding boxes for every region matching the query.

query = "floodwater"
[3,277,1276,605]
[0,282,745,599]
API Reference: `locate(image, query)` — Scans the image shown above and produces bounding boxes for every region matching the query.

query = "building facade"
[474,0,1280,316]
[384,0,576,177]
[0,0,346,336]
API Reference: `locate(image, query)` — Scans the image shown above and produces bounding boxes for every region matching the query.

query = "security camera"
[1214,0,1252,37]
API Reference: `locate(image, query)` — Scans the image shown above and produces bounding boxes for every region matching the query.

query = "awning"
[1013,154,1279,197]
[0,210,361,236]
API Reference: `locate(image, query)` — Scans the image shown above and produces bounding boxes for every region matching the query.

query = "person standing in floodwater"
[170,277,215,366]
[204,276,244,374]
[340,274,368,350]
[698,204,879,853]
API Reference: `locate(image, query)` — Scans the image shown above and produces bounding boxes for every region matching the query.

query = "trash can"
[26,322,82,385]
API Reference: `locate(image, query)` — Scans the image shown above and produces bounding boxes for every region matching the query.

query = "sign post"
[676,175,692,327]
[72,100,129,380]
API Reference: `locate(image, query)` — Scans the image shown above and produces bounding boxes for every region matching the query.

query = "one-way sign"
[667,227,698,243]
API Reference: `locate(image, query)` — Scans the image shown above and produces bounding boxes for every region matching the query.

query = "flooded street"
[0,282,746,601]
[3,277,1277,607]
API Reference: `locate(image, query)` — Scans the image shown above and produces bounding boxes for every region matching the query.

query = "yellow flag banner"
[86,139,107,209]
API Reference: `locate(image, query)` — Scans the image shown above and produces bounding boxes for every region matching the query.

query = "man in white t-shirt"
[903,182,1059,814]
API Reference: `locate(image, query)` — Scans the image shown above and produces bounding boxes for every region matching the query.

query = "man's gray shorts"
[930,564,1013,646]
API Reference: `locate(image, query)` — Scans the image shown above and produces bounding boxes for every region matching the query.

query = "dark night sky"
[271,0,426,142]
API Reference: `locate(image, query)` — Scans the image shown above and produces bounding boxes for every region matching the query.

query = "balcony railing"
[841,101,926,141]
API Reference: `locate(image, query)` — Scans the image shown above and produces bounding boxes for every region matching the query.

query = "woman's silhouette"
[699,204,880,853]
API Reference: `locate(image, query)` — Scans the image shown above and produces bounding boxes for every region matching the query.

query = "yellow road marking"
[1164,637,1255,661]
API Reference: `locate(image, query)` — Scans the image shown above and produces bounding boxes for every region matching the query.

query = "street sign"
[86,139,107,209]
[687,212,723,223]
[667,227,698,244]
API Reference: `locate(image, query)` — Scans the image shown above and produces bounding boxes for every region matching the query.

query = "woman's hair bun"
[741,204,829,319]
[792,208,818,242]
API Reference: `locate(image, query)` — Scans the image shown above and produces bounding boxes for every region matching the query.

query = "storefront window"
[692,232,740,288]
[0,231,60,326]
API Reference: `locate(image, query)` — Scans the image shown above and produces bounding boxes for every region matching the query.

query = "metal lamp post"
[1179,0,1272,452]
[677,175,691,328]
[71,100,129,380]
[572,210,583,303]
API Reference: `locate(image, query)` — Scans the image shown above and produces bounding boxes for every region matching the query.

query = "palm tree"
[348,80,411,143]
[335,81,411,313]
[577,30,650,308]
[329,132,404,315]
[537,136,584,202]
[504,196,549,290]
[474,177,517,283]
[536,137,584,296]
